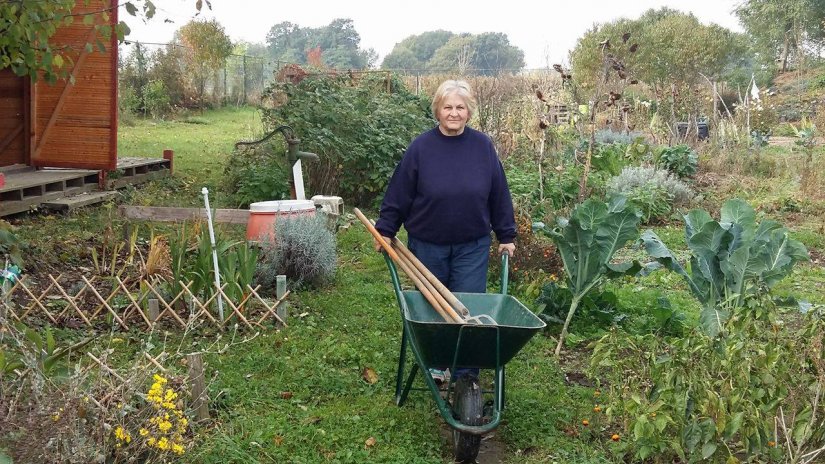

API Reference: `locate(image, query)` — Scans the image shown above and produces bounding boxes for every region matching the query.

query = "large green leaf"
[684,209,713,240]
[758,230,809,288]
[721,199,756,239]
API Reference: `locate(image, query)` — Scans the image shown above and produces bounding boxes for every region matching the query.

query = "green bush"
[256,214,337,290]
[607,166,693,223]
[261,73,433,206]
[142,80,171,119]
[656,144,697,178]
[223,145,291,207]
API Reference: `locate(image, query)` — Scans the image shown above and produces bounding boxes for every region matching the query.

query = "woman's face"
[437,92,469,136]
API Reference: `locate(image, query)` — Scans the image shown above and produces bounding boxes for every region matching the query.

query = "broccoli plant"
[534,196,642,355]
[641,199,809,337]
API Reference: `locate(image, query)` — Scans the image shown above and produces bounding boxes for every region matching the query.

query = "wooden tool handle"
[353,208,463,323]
[392,237,471,318]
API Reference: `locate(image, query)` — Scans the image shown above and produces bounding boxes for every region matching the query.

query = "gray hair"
[431,79,477,120]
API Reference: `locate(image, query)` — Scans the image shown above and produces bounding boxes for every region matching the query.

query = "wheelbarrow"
[384,253,546,462]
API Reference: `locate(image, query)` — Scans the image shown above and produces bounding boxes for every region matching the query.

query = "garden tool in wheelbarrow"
[354,208,546,463]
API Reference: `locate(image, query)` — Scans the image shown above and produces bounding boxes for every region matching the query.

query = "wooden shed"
[0,0,171,216]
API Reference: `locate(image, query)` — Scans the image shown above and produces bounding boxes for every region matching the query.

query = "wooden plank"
[42,191,117,212]
[119,206,250,224]
[0,184,97,216]
[0,169,96,191]
[108,169,170,189]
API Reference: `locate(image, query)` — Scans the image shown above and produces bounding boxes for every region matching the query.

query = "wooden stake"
[187,353,210,421]
[147,299,160,322]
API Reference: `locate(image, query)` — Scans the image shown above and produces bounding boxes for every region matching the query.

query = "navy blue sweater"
[375,126,516,245]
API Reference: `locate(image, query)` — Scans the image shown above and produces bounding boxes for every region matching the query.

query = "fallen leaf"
[365,437,376,449]
[280,391,293,399]
[362,367,378,385]
[302,416,322,425]
[272,435,284,446]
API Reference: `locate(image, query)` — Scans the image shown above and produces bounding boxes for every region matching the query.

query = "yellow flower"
[147,437,157,446]
[139,428,149,437]
[157,437,170,450]
[172,443,185,455]
[114,426,131,443]
[153,374,167,384]
[158,420,172,433]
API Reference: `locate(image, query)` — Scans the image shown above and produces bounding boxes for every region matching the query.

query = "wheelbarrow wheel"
[452,375,483,463]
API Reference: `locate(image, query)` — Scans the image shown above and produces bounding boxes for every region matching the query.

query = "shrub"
[607,166,694,222]
[656,144,697,178]
[594,129,644,145]
[223,145,291,208]
[262,73,433,206]
[256,214,336,290]
[142,80,171,119]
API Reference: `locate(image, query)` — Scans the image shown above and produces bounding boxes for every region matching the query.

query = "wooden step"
[41,191,119,212]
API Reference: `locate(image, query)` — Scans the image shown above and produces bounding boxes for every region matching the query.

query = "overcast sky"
[123,0,745,68]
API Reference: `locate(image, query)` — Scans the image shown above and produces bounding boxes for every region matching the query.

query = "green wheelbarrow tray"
[385,253,545,436]
[402,291,545,368]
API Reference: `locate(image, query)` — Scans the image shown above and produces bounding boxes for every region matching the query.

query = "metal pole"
[242,55,247,104]
[201,187,225,321]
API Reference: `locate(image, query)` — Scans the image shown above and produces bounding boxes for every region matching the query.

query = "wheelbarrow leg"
[496,366,505,412]
[396,328,419,406]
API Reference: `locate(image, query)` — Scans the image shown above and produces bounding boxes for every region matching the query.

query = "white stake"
[201,187,224,322]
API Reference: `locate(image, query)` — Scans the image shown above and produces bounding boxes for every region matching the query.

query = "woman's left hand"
[498,243,515,257]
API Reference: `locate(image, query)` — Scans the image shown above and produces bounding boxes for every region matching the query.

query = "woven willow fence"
[1,275,288,330]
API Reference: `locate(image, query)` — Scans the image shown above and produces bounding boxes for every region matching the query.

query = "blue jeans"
[407,234,491,293]
[408,234,491,380]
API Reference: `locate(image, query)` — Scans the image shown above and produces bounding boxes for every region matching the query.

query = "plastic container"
[246,200,316,241]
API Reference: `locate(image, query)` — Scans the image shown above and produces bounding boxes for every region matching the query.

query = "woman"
[373,79,517,382]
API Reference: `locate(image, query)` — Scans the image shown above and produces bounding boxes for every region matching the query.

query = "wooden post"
[163,149,174,174]
[147,298,159,322]
[276,275,288,325]
[187,353,210,421]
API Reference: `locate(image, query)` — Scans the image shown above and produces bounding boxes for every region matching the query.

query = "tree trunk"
[780,32,791,73]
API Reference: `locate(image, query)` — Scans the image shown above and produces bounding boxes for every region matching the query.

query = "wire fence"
[118,40,566,108]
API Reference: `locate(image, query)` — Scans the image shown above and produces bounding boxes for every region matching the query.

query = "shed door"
[31,0,118,170]
[0,70,28,167]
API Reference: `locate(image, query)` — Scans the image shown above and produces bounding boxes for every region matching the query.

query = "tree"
[735,0,825,72]
[0,0,206,82]
[265,18,373,69]
[571,9,738,92]
[472,32,525,74]
[381,30,454,69]
[177,18,233,107]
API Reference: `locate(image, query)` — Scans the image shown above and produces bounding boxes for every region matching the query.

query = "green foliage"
[536,281,623,334]
[262,73,433,205]
[424,32,525,75]
[381,30,454,69]
[735,0,825,70]
[591,300,825,463]
[641,199,809,337]
[0,221,24,268]
[0,0,129,81]
[141,80,171,119]
[381,30,525,74]
[656,145,698,178]
[571,8,740,90]
[265,19,375,69]
[223,144,291,208]
[534,196,642,355]
[256,215,336,290]
[1,322,92,378]
[607,166,694,223]
[594,130,644,145]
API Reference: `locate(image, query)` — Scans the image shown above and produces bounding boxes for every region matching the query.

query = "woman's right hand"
[374,235,392,252]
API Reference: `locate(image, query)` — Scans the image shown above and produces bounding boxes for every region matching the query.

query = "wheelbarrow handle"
[500,253,509,296]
